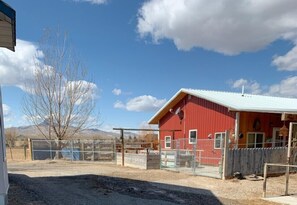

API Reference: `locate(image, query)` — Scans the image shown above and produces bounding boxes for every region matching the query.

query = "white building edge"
[0,1,16,204]
[0,89,9,205]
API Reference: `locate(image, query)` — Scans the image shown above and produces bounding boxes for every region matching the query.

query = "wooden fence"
[116,152,160,169]
[6,148,30,161]
[225,147,297,177]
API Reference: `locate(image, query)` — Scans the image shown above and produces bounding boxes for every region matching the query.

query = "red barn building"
[149,89,297,167]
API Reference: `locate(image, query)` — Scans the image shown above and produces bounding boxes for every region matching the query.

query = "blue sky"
[1,0,297,131]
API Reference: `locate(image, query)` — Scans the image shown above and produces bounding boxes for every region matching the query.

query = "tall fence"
[160,138,223,178]
[225,147,297,177]
[31,139,116,162]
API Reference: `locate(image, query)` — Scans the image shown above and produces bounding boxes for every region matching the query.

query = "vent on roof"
[241,86,245,97]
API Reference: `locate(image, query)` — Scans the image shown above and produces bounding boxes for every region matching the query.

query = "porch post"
[234,112,240,148]
[285,122,293,195]
[120,129,124,166]
[222,130,229,180]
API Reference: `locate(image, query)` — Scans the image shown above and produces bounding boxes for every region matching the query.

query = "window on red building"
[247,132,265,148]
[214,132,225,149]
[189,129,197,144]
[165,136,171,148]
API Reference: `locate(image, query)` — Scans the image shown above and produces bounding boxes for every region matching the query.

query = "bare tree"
[23,30,97,140]
[138,124,155,142]
[5,128,17,160]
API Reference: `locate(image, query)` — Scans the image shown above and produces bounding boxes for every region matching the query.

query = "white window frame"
[272,127,287,147]
[214,132,225,149]
[246,132,265,148]
[189,129,197,144]
[165,136,171,149]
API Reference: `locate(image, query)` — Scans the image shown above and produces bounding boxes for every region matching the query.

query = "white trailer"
[0,89,9,205]
[0,1,16,204]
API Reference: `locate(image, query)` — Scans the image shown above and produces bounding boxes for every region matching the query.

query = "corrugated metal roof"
[148,88,297,124]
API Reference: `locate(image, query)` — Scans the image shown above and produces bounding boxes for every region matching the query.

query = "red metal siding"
[159,95,236,144]
[159,95,236,165]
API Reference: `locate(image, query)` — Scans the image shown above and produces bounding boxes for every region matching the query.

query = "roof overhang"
[148,88,297,125]
[228,108,297,115]
[0,1,16,51]
[148,89,188,124]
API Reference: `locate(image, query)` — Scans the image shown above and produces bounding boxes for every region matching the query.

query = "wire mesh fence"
[160,138,223,178]
[31,139,116,162]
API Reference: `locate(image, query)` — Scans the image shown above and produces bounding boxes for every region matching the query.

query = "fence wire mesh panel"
[31,139,116,162]
[160,138,223,178]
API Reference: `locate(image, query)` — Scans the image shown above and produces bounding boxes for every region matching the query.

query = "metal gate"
[160,138,224,178]
[31,139,116,162]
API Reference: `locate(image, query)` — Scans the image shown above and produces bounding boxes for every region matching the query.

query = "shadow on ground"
[8,173,224,205]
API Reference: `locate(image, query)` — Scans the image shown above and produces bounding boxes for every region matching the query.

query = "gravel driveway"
[7,160,291,205]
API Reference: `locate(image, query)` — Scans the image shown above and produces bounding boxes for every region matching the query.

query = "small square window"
[214,132,225,149]
[165,136,171,148]
[189,129,197,144]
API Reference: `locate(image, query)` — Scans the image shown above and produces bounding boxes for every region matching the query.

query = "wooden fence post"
[121,129,124,166]
[27,138,32,160]
[263,163,267,198]
[222,131,229,180]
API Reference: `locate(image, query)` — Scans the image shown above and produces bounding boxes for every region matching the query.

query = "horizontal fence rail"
[237,140,289,149]
[263,163,297,198]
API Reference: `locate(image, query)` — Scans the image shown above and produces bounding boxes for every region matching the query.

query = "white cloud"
[112,88,122,96]
[113,100,125,109]
[0,39,98,101]
[231,78,262,94]
[0,39,43,90]
[114,95,166,112]
[231,79,248,89]
[67,80,98,105]
[137,0,297,55]
[2,104,11,118]
[230,76,297,97]
[267,76,297,97]
[272,45,297,71]
[2,104,13,126]
[73,0,107,5]
[139,121,158,130]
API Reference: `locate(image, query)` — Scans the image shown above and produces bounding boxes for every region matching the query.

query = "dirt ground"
[7,160,296,205]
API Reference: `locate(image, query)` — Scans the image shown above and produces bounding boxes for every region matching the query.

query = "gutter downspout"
[183,98,186,138]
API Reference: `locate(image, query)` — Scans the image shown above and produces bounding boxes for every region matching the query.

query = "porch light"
[279,124,289,137]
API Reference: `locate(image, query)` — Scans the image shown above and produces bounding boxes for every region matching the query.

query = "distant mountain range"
[5,124,138,140]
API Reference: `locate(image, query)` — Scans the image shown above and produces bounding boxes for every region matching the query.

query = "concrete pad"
[263,195,297,205]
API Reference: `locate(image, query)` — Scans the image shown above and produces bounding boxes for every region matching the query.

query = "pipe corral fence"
[263,163,297,198]
[27,123,297,180]
[30,139,117,161]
